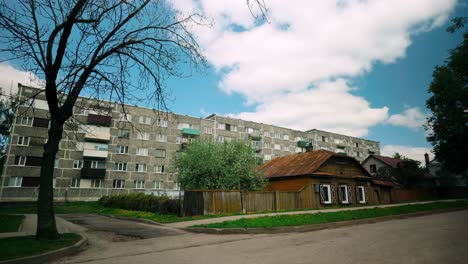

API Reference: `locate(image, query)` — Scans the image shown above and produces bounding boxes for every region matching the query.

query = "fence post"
[275,190,280,211]
[240,190,245,213]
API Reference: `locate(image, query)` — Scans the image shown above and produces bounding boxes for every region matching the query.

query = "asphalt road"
[55,210,468,264]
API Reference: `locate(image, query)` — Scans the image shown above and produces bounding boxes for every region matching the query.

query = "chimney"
[424,153,430,166]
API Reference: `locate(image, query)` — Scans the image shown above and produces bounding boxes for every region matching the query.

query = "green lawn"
[194,200,468,228]
[0,233,81,261]
[0,202,239,224]
[0,215,25,233]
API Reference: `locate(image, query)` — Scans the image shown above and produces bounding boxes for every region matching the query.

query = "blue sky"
[0,0,466,162]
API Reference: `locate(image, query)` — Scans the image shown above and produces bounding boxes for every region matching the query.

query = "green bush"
[97,193,180,215]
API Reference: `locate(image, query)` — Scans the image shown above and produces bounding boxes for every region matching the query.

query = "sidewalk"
[0,214,87,238]
[167,199,460,228]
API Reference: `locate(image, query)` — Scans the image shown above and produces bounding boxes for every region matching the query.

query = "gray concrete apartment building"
[0,84,380,201]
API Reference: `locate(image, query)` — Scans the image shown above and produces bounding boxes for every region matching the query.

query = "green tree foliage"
[377,158,426,188]
[425,26,468,174]
[175,140,267,191]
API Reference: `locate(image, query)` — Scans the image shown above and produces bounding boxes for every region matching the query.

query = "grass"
[0,215,25,233]
[0,233,81,261]
[0,202,239,224]
[195,200,468,228]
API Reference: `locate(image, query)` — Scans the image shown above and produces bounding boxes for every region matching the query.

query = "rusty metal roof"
[258,150,369,178]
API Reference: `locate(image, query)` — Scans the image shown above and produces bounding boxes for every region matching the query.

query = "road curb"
[185,207,468,235]
[99,214,162,226]
[0,234,88,264]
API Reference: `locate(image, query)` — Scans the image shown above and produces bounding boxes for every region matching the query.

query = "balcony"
[80,168,106,179]
[248,134,262,141]
[297,140,313,148]
[337,145,346,150]
[84,125,110,142]
[182,128,200,136]
[87,114,112,127]
[83,149,108,158]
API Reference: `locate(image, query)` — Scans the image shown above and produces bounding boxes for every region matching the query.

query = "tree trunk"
[36,117,63,240]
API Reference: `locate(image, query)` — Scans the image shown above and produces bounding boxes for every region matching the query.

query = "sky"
[0,0,466,163]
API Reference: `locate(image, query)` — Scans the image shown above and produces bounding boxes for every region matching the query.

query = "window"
[154,165,165,173]
[274,144,280,150]
[177,123,195,129]
[134,180,145,189]
[119,113,132,122]
[339,185,349,204]
[263,131,270,137]
[54,159,60,168]
[283,135,290,140]
[356,152,361,157]
[8,176,22,187]
[16,116,33,126]
[138,116,151,125]
[263,142,270,149]
[17,136,30,146]
[320,184,332,204]
[157,119,168,127]
[155,149,166,158]
[114,162,127,171]
[264,155,271,161]
[117,145,129,154]
[217,123,225,130]
[355,142,359,148]
[357,186,366,204]
[153,180,164,189]
[32,118,49,128]
[118,129,130,138]
[91,160,106,169]
[217,136,225,143]
[90,143,108,151]
[370,164,377,173]
[203,127,213,134]
[14,156,26,166]
[79,108,88,116]
[322,136,328,142]
[173,182,181,190]
[135,163,147,172]
[137,132,149,140]
[71,178,80,188]
[113,180,125,189]
[274,132,281,139]
[156,134,167,142]
[289,146,295,152]
[176,136,182,144]
[136,148,148,156]
[91,179,102,188]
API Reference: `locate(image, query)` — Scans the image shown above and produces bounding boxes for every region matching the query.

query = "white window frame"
[283,135,290,140]
[156,134,167,142]
[91,160,106,169]
[217,136,225,143]
[16,116,33,126]
[135,163,147,172]
[339,185,349,204]
[15,156,26,166]
[321,184,332,204]
[73,160,83,169]
[134,180,145,189]
[114,162,127,171]
[274,144,281,150]
[117,145,129,154]
[155,149,166,158]
[113,179,125,189]
[54,159,60,168]
[137,132,149,140]
[17,136,30,146]
[274,132,281,139]
[154,165,165,173]
[119,113,132,122]
[173,182,181,190]
[217,123,225,130]
[91,179,102,188]
[263,142,270,149]
[136,148,148,156]
[264,154,271,161]
[157,119,168,127]
[71,178,80,188]
[8,176,22,187]
[118,129,130,138]
[203,127,213,134]
[153,180,164,190]
[357,186,366,204]
[138,116,151,125]
[176,136,182,144]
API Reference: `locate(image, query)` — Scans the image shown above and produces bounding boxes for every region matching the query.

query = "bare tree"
[0,0,205,240]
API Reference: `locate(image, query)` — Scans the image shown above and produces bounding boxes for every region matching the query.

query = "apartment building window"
[156,134,167,142]
[90,143,108,151]
[251,140,261,147]
[263,131,270,137]
[157,119,168,127]
[289,146,295,152]
[134,180,145,189]
[264,155,271,161]
[117,145,129,154]
[118,129,130,138]
[173,182,181,190]
[135,163,147,172]
[355,142,359,148]
[217,123,225,130]
[320,184,332,204]
[91,160,106,169]
[17,136,30,146]
[91,179,102,188]
[177,123,195,129]
[283,135,290,140]
[155,149,166,158]
[113,180,125,189]
[153,180,164,189]
[203,127,213,134]
[357,186,366,204]
[339,185,349,204]
[137,132,149,140]
[14,156,26,166]
[138,116,151,125]
[79,108,89,116]
[322,136,328,142]
[154,165,165,173]
[356,152,361,157]
[370,164,377,173]
[176,136,182,144]
[54,159,60,168]
[274,144,281,150]
[71,178,80,188]
[217,136,225,143]
[119,113,132,122]
[72,160,83,169]
[32,117,49,128]
[263,142,270,149]
[16,116,33,126]
[114,162,127,171]
[8,177,22,187]
[136,148,148,156]
[274,132,281,139]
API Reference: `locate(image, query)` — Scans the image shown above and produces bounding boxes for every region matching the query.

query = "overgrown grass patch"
[0,233,81,261]
[0,215,25,233]
[195,200,468,228]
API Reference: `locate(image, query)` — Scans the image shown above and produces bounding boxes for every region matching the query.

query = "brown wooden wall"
[266,177,310,192]
[316,157,369,177]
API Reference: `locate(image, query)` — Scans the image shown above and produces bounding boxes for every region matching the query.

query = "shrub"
[97,193,180,215]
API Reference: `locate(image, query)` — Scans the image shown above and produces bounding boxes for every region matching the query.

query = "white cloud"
[0,63,44,96]
[381,145,433,164]
[387,107,428,129]
[173,0,456,136]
